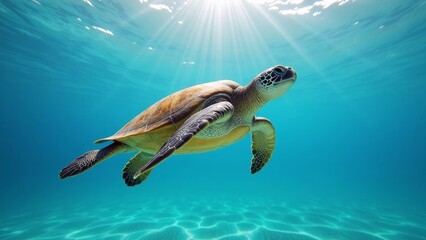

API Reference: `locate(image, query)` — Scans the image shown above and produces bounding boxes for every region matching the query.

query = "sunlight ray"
[234,1,279,69]
[247,3,350,101]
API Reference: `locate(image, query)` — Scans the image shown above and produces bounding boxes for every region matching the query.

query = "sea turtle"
[60,65,297,187]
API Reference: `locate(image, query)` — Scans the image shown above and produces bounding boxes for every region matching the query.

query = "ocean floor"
[1,197,425,240]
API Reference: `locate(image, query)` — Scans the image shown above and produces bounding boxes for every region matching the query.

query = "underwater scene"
[1,0,426,239]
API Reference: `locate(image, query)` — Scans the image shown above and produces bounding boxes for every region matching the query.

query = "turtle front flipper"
[59,141,128,179]
[133,101,234,179]
[122,151,154,187]
[250,117,275,174]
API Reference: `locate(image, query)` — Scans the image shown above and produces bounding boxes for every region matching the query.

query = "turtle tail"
[59,141,127,179]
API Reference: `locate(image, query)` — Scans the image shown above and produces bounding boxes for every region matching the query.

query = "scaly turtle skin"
[60,65,297,187]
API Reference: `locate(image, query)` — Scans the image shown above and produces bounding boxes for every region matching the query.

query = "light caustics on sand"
[0,198,424,239]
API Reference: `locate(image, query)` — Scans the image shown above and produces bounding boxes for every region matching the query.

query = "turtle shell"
[95,80,240,149]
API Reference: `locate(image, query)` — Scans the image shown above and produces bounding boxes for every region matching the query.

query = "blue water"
[1,0,426,239]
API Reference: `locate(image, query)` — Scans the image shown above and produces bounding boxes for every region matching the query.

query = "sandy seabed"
[0,197,425,240]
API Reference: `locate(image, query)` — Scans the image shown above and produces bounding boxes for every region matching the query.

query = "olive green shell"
[95,80,240,144]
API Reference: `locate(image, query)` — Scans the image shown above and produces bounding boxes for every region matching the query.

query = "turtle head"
[253,65,297,100]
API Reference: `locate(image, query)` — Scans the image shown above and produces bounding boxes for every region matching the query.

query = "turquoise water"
[1,0,426,239]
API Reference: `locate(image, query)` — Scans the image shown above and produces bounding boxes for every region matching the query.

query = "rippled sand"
[0,197,425,240]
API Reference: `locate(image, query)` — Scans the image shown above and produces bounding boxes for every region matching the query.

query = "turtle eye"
[273,66,286,75]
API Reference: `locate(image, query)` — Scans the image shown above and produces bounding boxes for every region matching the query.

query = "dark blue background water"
[1,0,425,239]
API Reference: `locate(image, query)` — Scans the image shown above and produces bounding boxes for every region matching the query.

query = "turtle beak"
[290,68,297,80]
[282,67,297,82]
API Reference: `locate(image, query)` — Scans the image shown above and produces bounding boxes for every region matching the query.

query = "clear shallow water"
[1,0,426,239]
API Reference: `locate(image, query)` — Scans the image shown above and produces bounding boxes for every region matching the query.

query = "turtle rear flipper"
[59,142,127,179]
[122,151,154,186]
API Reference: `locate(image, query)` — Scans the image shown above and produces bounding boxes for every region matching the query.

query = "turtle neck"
[231,81,269,123]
